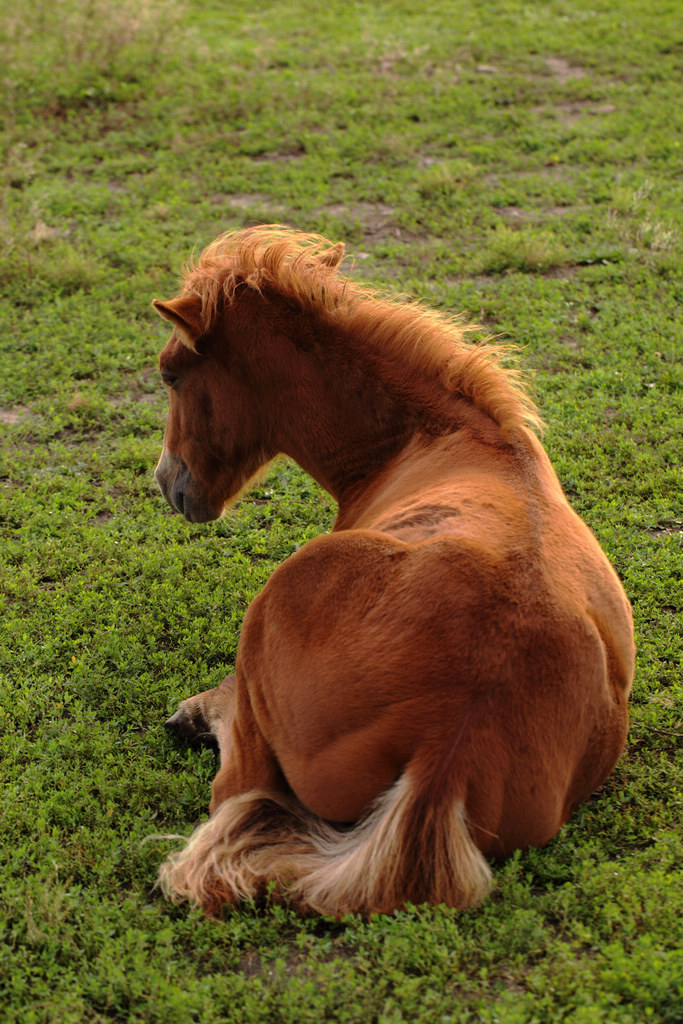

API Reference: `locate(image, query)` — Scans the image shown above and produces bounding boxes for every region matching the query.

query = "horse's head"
[152,294,272,522]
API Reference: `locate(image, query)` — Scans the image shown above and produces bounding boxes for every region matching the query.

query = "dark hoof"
[164,708,218,750]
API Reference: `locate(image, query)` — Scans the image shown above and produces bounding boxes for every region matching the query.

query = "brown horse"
[152,225,634,917]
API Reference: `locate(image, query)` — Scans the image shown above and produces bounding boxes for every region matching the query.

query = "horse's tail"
[159,755,493,917]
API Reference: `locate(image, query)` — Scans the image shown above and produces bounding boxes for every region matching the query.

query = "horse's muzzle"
[155,449,219,523]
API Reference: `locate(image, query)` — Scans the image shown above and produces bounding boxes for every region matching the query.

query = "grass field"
[1,0,682,1020]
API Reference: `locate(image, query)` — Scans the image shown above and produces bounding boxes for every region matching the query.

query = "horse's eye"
[160,370,179,387]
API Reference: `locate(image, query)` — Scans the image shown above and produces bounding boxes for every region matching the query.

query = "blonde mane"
[180,225,542,435]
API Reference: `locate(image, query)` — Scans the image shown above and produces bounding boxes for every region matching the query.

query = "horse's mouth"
[155,450,220,523]
[167,482,219,523]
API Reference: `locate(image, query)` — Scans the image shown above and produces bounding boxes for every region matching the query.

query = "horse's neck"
[331,427,492,528]
[239,296,536,509]
[278,378,417,500]
[290,388,529,530]
[262,328,419,498]
[268,351,517,509]
[332,424,563,531]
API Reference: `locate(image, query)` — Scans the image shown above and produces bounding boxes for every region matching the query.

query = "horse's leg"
[165,674,237,763]
[160,684,309,916]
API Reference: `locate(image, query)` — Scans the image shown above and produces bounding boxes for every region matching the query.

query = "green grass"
[1,0,682,1020]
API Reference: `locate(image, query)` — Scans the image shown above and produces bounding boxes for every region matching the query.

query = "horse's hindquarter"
[236,467,633,848]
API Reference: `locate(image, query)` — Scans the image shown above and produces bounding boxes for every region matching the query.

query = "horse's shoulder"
[241,526,511,648]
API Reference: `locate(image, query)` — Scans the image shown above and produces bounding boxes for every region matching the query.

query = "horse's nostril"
[172,488,185,516]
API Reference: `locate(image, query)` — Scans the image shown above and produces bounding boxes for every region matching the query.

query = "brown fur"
[153,225,634,918]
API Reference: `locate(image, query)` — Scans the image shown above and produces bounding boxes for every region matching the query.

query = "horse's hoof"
[164,708,217,749]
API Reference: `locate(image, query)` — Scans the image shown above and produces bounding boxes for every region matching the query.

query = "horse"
[152,225,634,918]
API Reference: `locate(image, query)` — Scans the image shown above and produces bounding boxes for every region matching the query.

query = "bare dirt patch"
[494,206,532,224]
[539,100,618,126]
[250,146,307,164]
[546,266,581,280]
[482,165,577,188]
[208,193,288,216]
[322,201,395,225]
[494,205,577,225]
[0,407,29,425]
[318,201,419,245]
[544,56,587,84]
[647,524,683,538]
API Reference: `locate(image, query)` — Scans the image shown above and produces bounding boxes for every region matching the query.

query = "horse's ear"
[152,296,203,351]
[317,242,345,269]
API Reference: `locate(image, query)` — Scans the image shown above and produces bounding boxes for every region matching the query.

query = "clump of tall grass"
[477,224,567,274]
[0,0,187,118]
[417,159,478,198]
[608,181,677,255]
[0,0,189,289]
